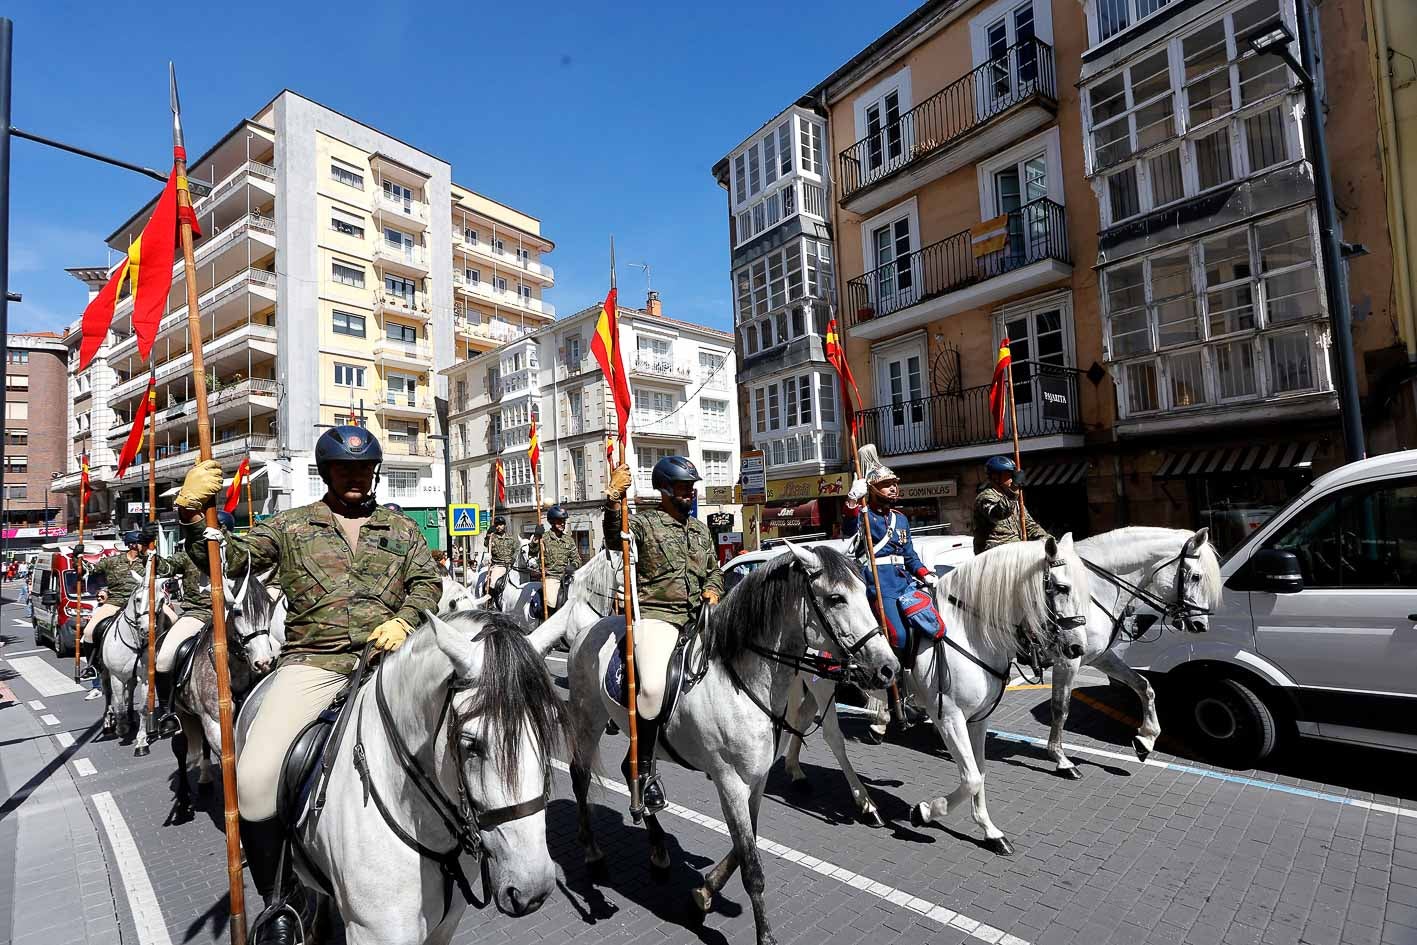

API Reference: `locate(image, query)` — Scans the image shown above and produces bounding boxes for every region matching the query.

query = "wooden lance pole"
[72,470,86,682]
[142,375,158,752]
[532,434,548,622]
[1006,361,1026,537]
[245,467,254,531]
[171,63,247,945]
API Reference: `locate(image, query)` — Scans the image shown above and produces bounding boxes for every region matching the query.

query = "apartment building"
[2,333,70,554]
[52,90,554,548]
[712,106,854,541]
[445,292,740,557]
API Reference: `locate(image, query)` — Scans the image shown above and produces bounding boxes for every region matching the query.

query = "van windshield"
[63,571,108,597]
[1221,483,1313,566]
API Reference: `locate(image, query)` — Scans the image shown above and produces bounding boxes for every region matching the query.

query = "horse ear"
[783,540,815,570]
[1056,533,1074,556]
[1187,527,1209,553]
[426,610,482,681]
[1044,535,1059,558]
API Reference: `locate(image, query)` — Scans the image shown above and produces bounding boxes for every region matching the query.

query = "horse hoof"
[1132,737,1152,762]
[862,727,885,746]
[789,777,813,795]
[909,803,929,829]
[650,848,671,872]
[984,836,1016,857]
[134,745,150,757]
[1058,765,1083,780]
[861,807,885,829]
[691,886,714,913]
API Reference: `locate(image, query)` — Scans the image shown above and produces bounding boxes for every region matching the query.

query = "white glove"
[847,478,867,502]
[922,573,939,588]
[203,527,224,544]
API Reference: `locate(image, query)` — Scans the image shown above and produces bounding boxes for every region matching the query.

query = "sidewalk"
[0,679,122,945]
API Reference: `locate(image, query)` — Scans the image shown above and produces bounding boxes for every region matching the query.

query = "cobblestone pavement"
[3,584,1417,945]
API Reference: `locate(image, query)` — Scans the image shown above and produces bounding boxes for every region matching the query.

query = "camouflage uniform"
[487,531,520,599]
[604,507,724,632]
[185,501,441,821]
[538,529,583,611]
[155,549,211,673]
[84,553,145,643]
[972,483,1050,555]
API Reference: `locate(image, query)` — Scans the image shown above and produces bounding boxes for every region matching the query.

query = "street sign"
[478,509,491,532]
[741,450,766,505]
[899,479,958,499]
[448,503,482,536]
[127,502,151,514]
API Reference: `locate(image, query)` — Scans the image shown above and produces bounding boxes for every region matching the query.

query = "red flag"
[224,457,250,515]
[528,419,541,473]
[990,337,1013,439]
[589,288,632,442]
[495,459,507,504]
[824,319,863,436]
[80,454,92,511]
[79,163,182,371]
[115,377,157,479]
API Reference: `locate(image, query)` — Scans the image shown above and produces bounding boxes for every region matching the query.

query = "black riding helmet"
[493,515,506,526]
[652,456,700,514]
[547,505,568,523]
[315,425,383,482]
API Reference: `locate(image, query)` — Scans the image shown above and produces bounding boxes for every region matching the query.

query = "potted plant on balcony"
[856,306,876,321]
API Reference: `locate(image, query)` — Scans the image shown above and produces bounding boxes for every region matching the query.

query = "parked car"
[1119,449,1417,767]
[30,544,121,655]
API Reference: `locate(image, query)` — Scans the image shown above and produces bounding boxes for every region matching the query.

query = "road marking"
[5,656,85,697]
[92,792,174,945]
[55,732,75,748]
[73,758,97,777]
[551,759,1027,945]
[12,617,32,626]
[1004,683,1050,691]
[41,714,60,726]
[3,648,49,656]
[27,699,44,710]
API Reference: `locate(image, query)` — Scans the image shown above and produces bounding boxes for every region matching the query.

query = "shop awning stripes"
[1153,441,1319,480]
[1018,461,1089,488]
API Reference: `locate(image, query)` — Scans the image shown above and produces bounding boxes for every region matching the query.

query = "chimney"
[646,290,662,318]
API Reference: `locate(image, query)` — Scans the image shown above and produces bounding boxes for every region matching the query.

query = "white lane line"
[3,648,49,656]
[55,732,75,748]
[27,699,44,710]
[6,656,85,696]
[550,759,1026,945]
[40,714,60,726]
[73,758,97,777]
[12,617,32,626]
[92,792,175,945]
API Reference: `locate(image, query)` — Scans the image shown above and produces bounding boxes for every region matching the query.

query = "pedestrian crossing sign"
[449,503,481,536]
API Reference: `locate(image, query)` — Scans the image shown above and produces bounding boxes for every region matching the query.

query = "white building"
[445,292,741,556]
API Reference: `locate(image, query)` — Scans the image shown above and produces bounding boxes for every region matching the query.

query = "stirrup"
[635,771,667,819]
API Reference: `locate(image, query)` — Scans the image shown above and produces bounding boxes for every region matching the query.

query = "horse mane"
[567,553,619,610]
[710,546,859,661]
[1078,527,1222,606]
[942,540,1089,654]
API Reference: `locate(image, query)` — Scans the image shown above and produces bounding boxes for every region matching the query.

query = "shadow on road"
[0,717,103,822]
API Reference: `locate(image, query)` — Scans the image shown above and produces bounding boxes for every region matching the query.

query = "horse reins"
[1080,549,1211,641]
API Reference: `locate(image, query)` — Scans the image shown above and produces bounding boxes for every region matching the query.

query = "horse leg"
[964,717,1012,855]
[700,772,777,945]
[644,812,671,874]
[780,677,810,788]
[132,673,150,756]
[911,699,1012,855]
[1048,656,1083,779]
[1091,649,1160,761]
[170,719,192,816]
[568,761,604,873]
[101,671,116,736]
[819,697,882,827]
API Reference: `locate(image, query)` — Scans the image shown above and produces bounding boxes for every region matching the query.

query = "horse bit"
[1081,548,1211,645]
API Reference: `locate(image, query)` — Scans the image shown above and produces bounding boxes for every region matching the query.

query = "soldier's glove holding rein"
[369,616,413,652]
[703,589,720,606]
[175,460,224,511]
[921,572,939,588]
[606,464,634,502]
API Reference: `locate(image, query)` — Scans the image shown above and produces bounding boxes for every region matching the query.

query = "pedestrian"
[172,425,441,945]
[431,548,450,575]
[603,455,723,817]
[537,505,582,617]
[972,455,1051,555]
[19,571,30,605]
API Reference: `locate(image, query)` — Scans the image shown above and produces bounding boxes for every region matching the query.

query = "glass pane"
[1238,55,1289,106]
[1108,167,1141,220]
[1183,21,1229,83]
[1126,361,1159,412]
[1150,252,1192,300]
[1131,52,1172,103]
[1166,350,1207,407]
[1203,228,1251,286]
[1207,285,1256,334]
[1267,331,1313,392]
[1094,119,1132,168]
[1264,267,1319,324]
[1110,309,1153,356]
[1106,261,1146,312]
[1149,149,1184,206]
[1232,0,1282,43]
[1090,74,1128,125]
[1195,128,1235,189]
[1187,70,1232,126]
[1245,108,1289,170]
[1256,213,1310,271]
[1134,98,1177,150]
[1156,297,1200,346]
[1214,339,1257,398]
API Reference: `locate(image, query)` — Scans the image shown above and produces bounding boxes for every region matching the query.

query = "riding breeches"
[489,565,508,590]
[156,615,205,673]
[542,577,562,613]
[235,663,346,821]
[632,618,680,721]
[84,603,121,643]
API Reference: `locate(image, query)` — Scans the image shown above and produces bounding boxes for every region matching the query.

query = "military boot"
[622,714,666,823]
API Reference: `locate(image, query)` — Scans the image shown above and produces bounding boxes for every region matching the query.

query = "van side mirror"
[1245,549,1304,594]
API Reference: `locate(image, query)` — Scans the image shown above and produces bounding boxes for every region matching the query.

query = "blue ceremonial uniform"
[846,506,942,654]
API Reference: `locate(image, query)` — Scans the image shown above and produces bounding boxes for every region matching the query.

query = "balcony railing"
[193,160,276,216]
[111,213,276,317]
[453,272,556,317]
[455,313,529,344]
[455,236,555,281]
[375,390,434,412]
[118,434,276,481]
[109,324,278,399]
[111,378,279,436]
[838,39,1057,201]
[373,240,430,270]
[845,197,1070,329]
[375,292,431,320]
[373,337,434,363]
[107,268,277,361]
[565,412,607,436]
[630,356,694,382]
[383,437,436,458]
[376,190,430,224]
[556,354,596,379]
[633,414,691,438]
[854,362,1081,458]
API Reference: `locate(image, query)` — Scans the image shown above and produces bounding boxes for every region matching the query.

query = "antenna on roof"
[628,262,651,295]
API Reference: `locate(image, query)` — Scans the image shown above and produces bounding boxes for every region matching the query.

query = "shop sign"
[706,485,740,503]
[766,472,851,502]
[1039,374,1073,422]
[899,479,958,499]
[707,512,734,529]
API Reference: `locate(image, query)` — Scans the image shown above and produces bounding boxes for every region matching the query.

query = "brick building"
[2,332,70,556]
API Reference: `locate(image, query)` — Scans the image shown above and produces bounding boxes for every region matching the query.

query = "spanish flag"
[115,377,157,479]
[528,419,540,475]
[223,456,250,515]
[824,319,863,436]
[589,288,631,442]
[989,336,1013,439]
[80,454,92,511]
[495,458,506,504]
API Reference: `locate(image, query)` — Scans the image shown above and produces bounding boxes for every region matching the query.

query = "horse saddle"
[90,613,120,670]
[892,586,945,668]
[602,611,706,727]
[171,626,210,702]
[277,709,339,828]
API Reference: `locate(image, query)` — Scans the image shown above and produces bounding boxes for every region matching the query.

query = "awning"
[1018,461,1089,488]
[763,499,820,527]
[1153,441,1319,480]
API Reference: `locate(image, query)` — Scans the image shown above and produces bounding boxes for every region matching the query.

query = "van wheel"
[1188,677,1277,769]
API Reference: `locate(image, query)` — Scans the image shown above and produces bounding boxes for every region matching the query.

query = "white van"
[1120,449,1417,767]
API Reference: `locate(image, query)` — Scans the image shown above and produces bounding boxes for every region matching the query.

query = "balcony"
[373,239,430,276]
[116,434,277,483]
[756,429,843,472]
[556,354,597,380]
[454,236,555,284]
[194,160,276,218]
[373,336,434,369]
[838,39,1059,215]
[629,356,694,383]
[374,292,431,323]
[854,362,1083,465]
[382,437,437,461]
[564,411,607,436]
[455,314,530,346]
[845,198,1071,341]
[633,414,692,439]
[111,378,279,439]
[111,213,277,322]
[107,268,278,362]
[375,191,430,226]
[453,272,556,318]
[374,390,435,419]
[109,324,279,401]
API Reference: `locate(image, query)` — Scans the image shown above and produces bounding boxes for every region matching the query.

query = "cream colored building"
[444,292,741,557]
[55,91,554,547]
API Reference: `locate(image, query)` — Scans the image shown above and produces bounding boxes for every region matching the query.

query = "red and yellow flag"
[824,319,863,436]
[989,336,1013,439]
[115,377,158,479]
[589,288,631,443]
[527,419,541,474]
[79,161,191,371]
[223,457,250,515]
[79,454,92,511]
[494,458,507,504]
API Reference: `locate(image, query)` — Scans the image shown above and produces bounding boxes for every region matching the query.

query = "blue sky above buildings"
[3,0,919,336]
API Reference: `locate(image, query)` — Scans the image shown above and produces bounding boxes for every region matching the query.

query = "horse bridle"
[744,558,886,683]
[1081,547,1211,637]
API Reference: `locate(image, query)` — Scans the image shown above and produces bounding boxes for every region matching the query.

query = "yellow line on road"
[1005,683,1051,691]
[1073,689,1138,727]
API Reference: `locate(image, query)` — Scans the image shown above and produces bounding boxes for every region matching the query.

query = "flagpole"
[533,442,548,622]
[1007,362,1025,538]
[72,470,86,682]
[245,469,254,531]
[171,64,246,945]
[141,373,158,752]
[484,464,497,574]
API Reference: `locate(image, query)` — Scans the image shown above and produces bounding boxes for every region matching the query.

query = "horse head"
[1150,527,1221,634]
[439,576,478,614]
[223,561,279,673]
[1037,534,1090,661]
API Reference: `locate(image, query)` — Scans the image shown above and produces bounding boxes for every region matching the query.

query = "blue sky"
[3,0,920,336]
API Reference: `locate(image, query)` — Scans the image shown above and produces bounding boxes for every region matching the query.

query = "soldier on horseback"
[537,505,582,617]
[973,455,1050,554]
[486,515,518,608]
[171,425,441,945]
[604,455,723,817]
[152,510,233,734]
[80,522,159,679]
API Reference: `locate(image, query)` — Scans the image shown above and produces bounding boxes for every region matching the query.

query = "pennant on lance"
[115,377,158,479]
[989,336,1012,439]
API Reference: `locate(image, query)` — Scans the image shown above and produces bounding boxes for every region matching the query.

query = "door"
[1253,477,1417,709]
[982,1,1038,116]
[383,181,413,211]
[864,89,904,178]
[384,227,414,261]
[1000,304,1069,436]
[993,152,1049,270]
[871,217,916,314]
[874,342,927,454]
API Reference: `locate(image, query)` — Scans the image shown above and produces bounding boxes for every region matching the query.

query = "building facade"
[445,292,741,558]
[2,332,70,554]
[53,90,554,548]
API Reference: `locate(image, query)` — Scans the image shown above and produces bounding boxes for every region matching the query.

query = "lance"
[141,371,158,754]
[1007,360,1026,537]
[171,63,247,945]
[72,466,86,682]
[532,434,548,622]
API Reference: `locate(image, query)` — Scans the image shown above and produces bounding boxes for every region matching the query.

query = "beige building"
[53,90,554,548]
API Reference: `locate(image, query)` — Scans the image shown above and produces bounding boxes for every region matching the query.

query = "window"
[332,262,365,287]
[382,180,414,208]
[464,268,480,285]
[633,388,675,425]
[565,334,583,365]
[331,160,364,189]
[386,323,418,344]
[518,285,532,302]
[385,274,416,303]
[5,402,28,420]
[5,430,27,446]
[818,375,837,425]
[495,277,508,292]
[385,373,418,405]
[6,373,28,389]
[860,87,900,176]
[702,451,732,486]
[3,485,27,499]
[332,310,366,338]
[331,209,364,238]
[463,227,479,245]
[733,240,812,324]
[754,388,766,434]
[734,154,747,204]
[701,398,729,435]
[3,456,28,472]
[334,363,367,388]
[7,350,28,363]
[1267,479,1417,589]
[1093,0,1177,45]
[698,351,725,382]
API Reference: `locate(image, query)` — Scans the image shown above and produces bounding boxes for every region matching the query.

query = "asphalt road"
[3,582,1417,945]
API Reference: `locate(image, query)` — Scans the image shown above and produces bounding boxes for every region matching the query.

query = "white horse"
[484,544,543,628]
[439,576,479,613]
[905,536,1091,855]
[97,556,165,755]
[1046,526,1222,776]
[236,609,568,944]
[541,543,898,945]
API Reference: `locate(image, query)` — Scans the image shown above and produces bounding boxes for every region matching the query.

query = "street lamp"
[1244,14,1367,463]
[46,470,58,535]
